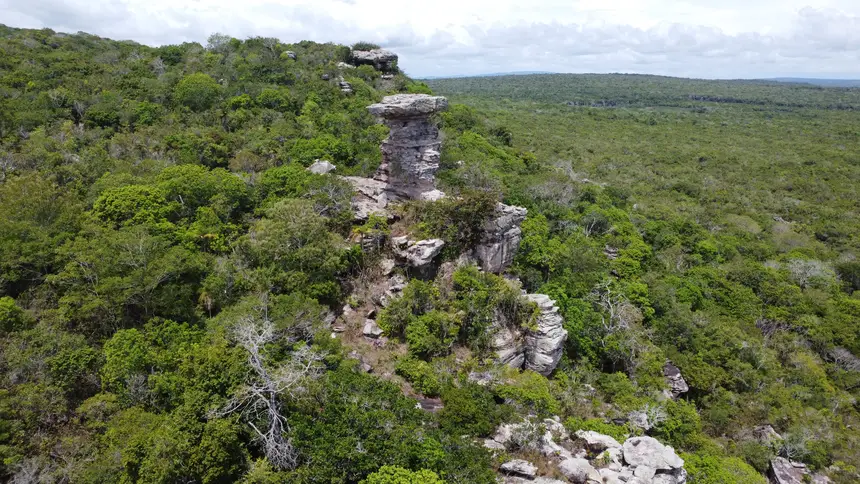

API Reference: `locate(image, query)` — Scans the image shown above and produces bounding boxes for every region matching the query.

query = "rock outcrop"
[391,236,445,267]
[500,459,538,479]
[351,49,398,71]
[489,420,688,484]
[663,362,689,399]
[493,294,568,376]
[475,203,527,273]
[524,294,568,375]
[769,457,832,484]
[367,94,448,200]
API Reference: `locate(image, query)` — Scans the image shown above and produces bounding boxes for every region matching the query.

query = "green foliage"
[565,417,631,443]
[439,383,507,437]
[362,465,445,484]
[395,357,442,397]
[682,453,768,484]
[402,189,498,256]
[174,73,222,111]
[496,370,560,416]
[0,297,30,332]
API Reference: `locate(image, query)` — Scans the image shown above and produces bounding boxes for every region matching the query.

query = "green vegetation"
[426,73,860,481]
[0,22,858,483]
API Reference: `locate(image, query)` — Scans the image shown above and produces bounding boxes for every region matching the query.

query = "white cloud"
[1,0,859,78]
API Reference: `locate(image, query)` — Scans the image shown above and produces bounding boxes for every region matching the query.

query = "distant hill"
[765,78,860,88]
[419,71,555,80]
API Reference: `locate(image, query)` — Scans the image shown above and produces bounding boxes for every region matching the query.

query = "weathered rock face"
[343,176,390,221]
[663,362,689,399]
[367,94,448,200]
[391,236,445,267]
[769,457,832,484]
[492,293,568,376]
[524,294,568,375]
[622,436,684,471]
[475,203,527,273]
[351,49,398,71]
[500,459,538,479]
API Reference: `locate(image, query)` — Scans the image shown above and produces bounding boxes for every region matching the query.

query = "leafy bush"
[395,357,442,397]
[362,466,445,484]
[174,73,222,111]
[565,417,631,443]
[439,383,507,437]
[682,453,767,484]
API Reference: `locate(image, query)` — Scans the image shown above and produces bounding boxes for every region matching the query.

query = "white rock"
[524,294,568,375]
[500,459,537,478]
[558,457,601,484]
[575,430,623,452]
[622,436,684,470]
[634,465,657,480]
[362,320,383,338]
[307,159,336,174]
[483,439,506,451]
[391,237,445,267]
[474,203,527,273]
[599,468,623,484]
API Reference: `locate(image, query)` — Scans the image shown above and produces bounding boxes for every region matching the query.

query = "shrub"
[405,310,460,358]
[682,453,767,484]
[495,370,560,416]
[174,73,221,111]
[439,383,506,437]
[395,357,442,397]
[0,296,30,332]
[352,41,381,51]
[565,417,631,443]
[362,466,444,484]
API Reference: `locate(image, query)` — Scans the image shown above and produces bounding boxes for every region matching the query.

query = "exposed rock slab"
[474,203,527,273]
[622,436,684,470]
[500,459,537,479]
[558,457,601,484]
[343,176,391,221]
[769,457,832,484]
[575,430,622,452]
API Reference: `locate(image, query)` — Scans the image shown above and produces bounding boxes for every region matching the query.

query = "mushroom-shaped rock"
[663,361,689,399]
[351,49,398,71]
[307,159,336,174]
[367,94,449,200]
[558,457,601,484]
[524,294,568,375]
[500,459,537,479]
[391,236,445,267]
[622,436,684,470]
[475,203,527,273]
[574,430,622,452]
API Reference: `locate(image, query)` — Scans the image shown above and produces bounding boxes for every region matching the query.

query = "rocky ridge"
[488,418,688,484]
[332,94,568,378]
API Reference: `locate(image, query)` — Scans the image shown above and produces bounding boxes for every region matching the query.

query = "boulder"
[622,436,684,470]
[474,203,527,273]
[351,49,398,71]
[336,61,354,69]
[752,424,783,448]
[598,468,622,484]
[307,159,336,174]
[663,362,689,399]
[284,51,296,60]
[634,465,657,480]
[500,459,537,479]
[483,439,506,451]
[391,236,445,267]
[574,430,622,452]
[558,457,601,484]
[524,294,568,375]
[362,320,383,338]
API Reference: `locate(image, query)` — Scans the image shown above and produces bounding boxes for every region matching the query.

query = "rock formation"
[390,236,445,267]
[492,294,568,376]
[307,160,336,174]
[367,94,448,200]
[475,203,527,273]
[663,362,689,399]
[488,419,688,484]
[351,49,398,72]
[769,457,832,484]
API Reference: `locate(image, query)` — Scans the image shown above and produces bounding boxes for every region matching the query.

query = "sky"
[1,0,859,79]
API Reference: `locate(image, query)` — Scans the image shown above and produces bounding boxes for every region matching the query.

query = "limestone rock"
[351,49,398,71]
[366,94,448,199]
[492,324,525,370]
[575,430,622,452]
[524,294,568,375]
[500,459,537,479]
[622,436,684,470]
[362,320,383,338]
[752,424,783,448]
[307,159,336,174]
[634,465,657,480]
[391,236,445,267]
[663,362,689,399]
[284,51,296,60]
[483,439,506,451]
[598,468,622,484]
[474,203,527,273]
[558,457,601,484]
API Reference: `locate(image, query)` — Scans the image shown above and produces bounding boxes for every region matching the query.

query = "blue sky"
[2,0,859,79]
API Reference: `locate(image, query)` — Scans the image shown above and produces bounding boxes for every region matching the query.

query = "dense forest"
[0,23,858,484]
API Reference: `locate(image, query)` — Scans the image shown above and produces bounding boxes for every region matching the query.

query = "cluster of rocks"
[350,48,398,72]
[487,419,687,484]
[331,94,567,375]
[493,294,568,376]
[769,457,831,484]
